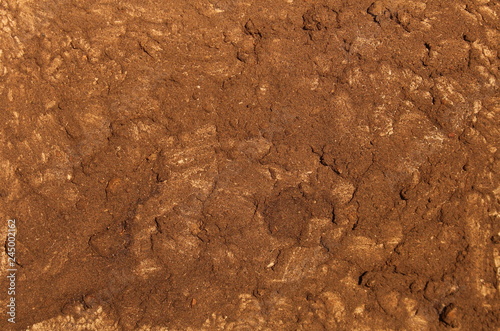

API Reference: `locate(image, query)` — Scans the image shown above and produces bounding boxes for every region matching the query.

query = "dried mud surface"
[1,0,500,330]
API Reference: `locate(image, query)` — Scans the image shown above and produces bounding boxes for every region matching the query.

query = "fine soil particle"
[0,0,499,330]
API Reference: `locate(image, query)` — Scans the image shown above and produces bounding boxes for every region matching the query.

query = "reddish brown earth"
[0,0,499,330]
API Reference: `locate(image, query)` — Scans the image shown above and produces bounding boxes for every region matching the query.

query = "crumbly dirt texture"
[1,0,499,330]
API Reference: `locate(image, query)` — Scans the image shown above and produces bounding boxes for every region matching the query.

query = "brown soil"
[1,0,499,330]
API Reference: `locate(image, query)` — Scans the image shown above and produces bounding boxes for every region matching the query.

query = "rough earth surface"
[0,0,499,330]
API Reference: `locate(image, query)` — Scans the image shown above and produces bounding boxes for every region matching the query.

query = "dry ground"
[0,0,499,330]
